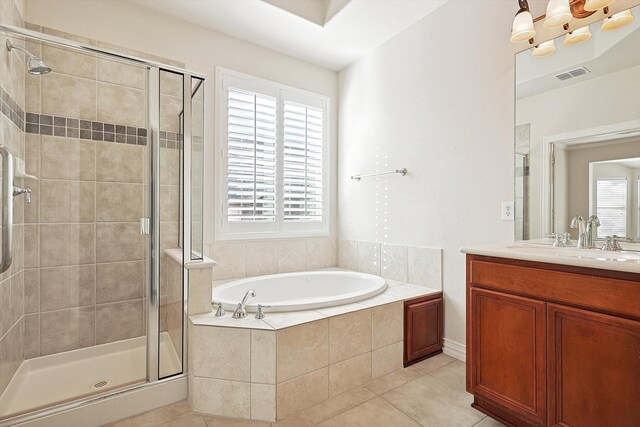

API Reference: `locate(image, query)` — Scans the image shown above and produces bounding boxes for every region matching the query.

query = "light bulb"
[544,0,573,29]
[532,39,557,57]
[602,9,634,30]
[564,25,592,45]
[511,10,536,43]
[584,0,616,12]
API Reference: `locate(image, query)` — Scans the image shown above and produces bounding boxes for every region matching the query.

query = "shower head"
[6,39,51,75]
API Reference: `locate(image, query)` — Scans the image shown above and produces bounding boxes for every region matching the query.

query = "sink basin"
[505,245,640,262]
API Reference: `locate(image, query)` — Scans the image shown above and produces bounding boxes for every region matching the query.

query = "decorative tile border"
[0,86,25,131]
[26,113,148,145]
[1,83,184,149]
[25,112,183,149]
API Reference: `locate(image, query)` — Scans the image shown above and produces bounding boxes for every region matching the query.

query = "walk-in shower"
[0,23,204,426]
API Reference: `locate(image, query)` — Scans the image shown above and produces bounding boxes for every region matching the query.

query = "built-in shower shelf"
[15,158,37,180]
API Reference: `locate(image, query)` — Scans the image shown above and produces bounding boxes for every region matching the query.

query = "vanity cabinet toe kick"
[466,254,640,427]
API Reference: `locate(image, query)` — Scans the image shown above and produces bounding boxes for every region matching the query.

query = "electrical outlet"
[502,201,514,221]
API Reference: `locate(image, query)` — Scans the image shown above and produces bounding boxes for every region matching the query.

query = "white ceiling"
[127,0,448,71]
[516,5,640,99]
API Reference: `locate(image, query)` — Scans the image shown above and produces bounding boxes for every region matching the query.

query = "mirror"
[515,6,640,243]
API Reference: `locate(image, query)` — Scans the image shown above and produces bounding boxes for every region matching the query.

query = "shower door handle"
[0,145,13,273]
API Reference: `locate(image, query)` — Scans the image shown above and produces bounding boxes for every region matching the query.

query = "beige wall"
[0,0,26,395]
[26,0,340,279]
[337,0,521,348]
[564,138,640,238]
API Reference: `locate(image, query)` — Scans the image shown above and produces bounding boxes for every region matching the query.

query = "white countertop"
[461,242,640,274]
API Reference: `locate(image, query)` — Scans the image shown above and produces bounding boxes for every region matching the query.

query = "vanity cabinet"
[547,304,640,427]
[404,293,443,365]
[469,288,546,426]
[466,255,640,427]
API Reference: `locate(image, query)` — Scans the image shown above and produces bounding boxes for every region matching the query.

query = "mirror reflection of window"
[595,178,627,238]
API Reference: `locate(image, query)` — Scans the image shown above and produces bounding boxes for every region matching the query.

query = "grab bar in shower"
[350,167,407,182]
[0,145,13,273]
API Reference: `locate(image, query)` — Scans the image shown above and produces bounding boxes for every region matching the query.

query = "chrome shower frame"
[0,23,205,426]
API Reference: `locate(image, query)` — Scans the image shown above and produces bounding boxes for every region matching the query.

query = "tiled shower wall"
[21,24,185,359]
[0,0,26,394]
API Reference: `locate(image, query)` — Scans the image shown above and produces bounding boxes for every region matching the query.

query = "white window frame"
[215,67,330,241]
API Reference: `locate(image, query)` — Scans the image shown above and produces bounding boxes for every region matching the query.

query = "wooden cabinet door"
[548,304,640,427]
[404,296,443,364]
[469,288,546,426]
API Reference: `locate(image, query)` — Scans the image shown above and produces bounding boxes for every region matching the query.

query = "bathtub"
[214,271,387,312]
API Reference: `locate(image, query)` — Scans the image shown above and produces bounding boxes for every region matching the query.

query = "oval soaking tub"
[214,271,387,312]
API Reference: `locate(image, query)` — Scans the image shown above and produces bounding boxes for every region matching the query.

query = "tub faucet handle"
[255,304,271,320]
[212,301,226,317]
[232,289,256,319]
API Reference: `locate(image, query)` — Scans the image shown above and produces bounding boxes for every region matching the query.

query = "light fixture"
[511,0,536,43]
[602,9,634,30]
[584,0,616,12]
[564,25,592,45]
[510,0,632,56]
[544,0,573,28]
[532,40,557,57]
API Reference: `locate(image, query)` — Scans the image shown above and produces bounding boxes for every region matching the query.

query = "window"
[596,178,627,238]
[216,68,329,240]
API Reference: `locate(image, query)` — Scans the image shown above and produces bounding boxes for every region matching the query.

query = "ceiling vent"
[555,66,590,81]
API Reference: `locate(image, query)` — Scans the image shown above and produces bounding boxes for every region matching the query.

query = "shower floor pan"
[0,332,181,419]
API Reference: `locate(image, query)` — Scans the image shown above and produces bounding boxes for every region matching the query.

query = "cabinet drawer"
[468,256,640,320]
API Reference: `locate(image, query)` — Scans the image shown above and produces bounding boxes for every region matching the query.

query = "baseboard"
[442,338,466,361]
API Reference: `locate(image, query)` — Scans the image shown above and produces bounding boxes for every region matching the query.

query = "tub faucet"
[232,289,256,319]
[585,215,600,249]
[570,215,587,249]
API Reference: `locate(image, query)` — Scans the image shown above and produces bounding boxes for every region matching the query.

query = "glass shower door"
[157,69,185,379]
[0,33,153,419]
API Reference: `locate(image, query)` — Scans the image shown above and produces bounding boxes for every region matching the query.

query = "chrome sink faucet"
[585,215,600,249]
[570,215,587,249]
[232,289,256,319]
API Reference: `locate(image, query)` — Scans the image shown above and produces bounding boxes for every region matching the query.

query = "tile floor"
[105,354,506,427]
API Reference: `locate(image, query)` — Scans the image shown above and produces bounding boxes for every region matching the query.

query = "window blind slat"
[283,101,323,222]
[224,80,326,230]
[227,87,277,222]
[596,178,627,238]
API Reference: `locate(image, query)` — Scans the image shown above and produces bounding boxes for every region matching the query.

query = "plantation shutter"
[596,178,627,237]
[226,87,277,222]
[283,101,324,222]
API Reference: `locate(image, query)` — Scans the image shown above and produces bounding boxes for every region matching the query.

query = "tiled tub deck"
[188,279,440,422]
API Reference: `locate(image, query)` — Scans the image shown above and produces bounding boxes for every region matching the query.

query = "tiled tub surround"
[207,238,337,282]
[188,280,440,422]
[0,0,28,396]
[339,240,443,289]
[164,248,217,369]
